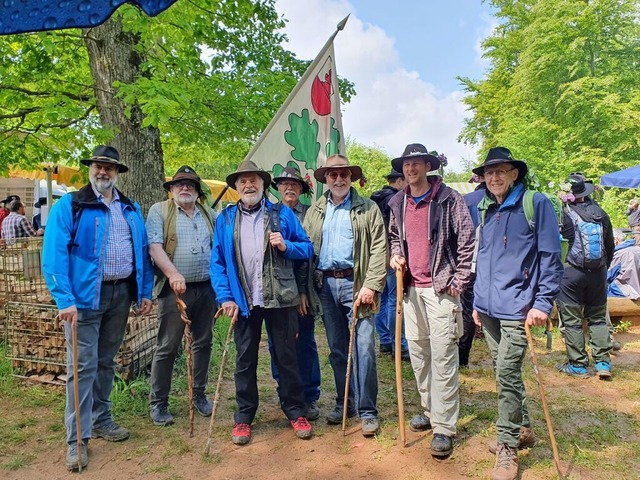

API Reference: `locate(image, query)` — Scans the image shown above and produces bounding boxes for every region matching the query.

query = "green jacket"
[302,187,387,319]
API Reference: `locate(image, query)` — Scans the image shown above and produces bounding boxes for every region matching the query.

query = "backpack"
[566,208,605,269]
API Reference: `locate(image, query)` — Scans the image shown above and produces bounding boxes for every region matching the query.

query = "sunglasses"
[326,170,351,180]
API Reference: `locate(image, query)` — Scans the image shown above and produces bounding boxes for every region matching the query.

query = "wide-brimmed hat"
[226,160,271,190]
[472,147,527,181]
[34,197,47,208]
[314,154,362,183]
[80,145,128,173]
[385,169,404,180]
[567,173,595,199]
[272,166,310,194]
[163,165,204,196]
[391,143,440,173]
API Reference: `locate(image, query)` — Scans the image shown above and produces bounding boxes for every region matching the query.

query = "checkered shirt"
[1,212,37,244]
[96,188,134,281]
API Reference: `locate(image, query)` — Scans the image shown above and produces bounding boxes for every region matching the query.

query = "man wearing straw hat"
[210,160,314,445]
[146,165,217,426]
[42,145,154,471]
[303,154,387,437]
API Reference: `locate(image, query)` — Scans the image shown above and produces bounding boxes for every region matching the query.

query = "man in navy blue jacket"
[471,147,563,480]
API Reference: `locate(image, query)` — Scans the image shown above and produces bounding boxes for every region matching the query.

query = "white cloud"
[275,0,478,171]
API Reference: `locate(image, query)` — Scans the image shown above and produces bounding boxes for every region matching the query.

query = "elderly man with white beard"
[146,166,217,426]
[210,160,315,445]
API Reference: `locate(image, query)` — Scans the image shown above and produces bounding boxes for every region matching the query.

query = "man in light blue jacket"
[471,147,563,480]
[42,146,153,471]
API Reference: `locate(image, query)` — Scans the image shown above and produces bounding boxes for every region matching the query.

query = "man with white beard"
[210,160,314,445]
[146,166,217,426]
[43,145,154,471]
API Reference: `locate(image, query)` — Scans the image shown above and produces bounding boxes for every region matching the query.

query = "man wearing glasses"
[43,145,154,470]
[303,154,387,437]
[146,166,217,426]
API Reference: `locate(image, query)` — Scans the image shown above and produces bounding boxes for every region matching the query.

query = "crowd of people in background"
[36,144,636,480]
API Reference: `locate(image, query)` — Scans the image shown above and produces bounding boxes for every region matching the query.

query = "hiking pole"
[204,308,238,456]
[394,268,406,447]
[176,295,195,437]
[71,320,83,472]
[524,321,563,479]
[211,185,229,210]
[342,301,360,434]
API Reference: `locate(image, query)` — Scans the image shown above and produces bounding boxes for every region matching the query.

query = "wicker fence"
[1,237,158,381]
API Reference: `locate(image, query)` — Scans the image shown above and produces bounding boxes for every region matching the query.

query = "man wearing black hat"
[32,197,47,231]
[42,145,154,471]
[146,165,217,426]
[470,147,563,480]
[388,143,474,458]
[556,173,614,380]
[370,169,409,359]
[210,160,314,445]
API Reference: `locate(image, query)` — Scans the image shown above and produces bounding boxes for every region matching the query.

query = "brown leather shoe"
[492,443,519,480]
[488,426,537,454]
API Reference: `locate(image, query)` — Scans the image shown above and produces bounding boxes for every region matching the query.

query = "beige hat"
[313,154,362,184]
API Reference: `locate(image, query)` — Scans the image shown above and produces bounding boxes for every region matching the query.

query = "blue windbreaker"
[210,199,313,318]
[42,184,154,310]
[473,183,563,320]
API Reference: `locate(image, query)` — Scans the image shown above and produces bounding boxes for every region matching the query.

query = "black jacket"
[370,185,399,230]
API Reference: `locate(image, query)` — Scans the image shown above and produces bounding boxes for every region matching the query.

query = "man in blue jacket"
[210,160,314,446]
[471,147,563,480]
[42,145,154,471]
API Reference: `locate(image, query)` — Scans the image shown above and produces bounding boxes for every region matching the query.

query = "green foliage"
[110,374,151,417]
[345,139,393,198]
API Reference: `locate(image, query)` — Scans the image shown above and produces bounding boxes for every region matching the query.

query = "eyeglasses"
[172,181,197,190]
[484,167,516,178]
[91,163,117,173]
[277,180,300,189]
[326,170,351,180]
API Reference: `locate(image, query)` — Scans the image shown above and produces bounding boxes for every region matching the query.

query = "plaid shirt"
[1,212,37,243]
[95,187,134,281]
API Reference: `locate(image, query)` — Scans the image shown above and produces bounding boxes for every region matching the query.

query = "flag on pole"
[244,15,349,203]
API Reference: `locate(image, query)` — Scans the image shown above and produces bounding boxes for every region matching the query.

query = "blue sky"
[275,0,498,171]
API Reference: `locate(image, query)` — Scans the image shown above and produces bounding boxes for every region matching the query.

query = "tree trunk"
[83,17,165,214]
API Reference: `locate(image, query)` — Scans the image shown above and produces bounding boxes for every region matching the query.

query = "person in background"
[0,194,20,233]
[32,196,47,231]
[625,198,640,228]
[1,200,43,242]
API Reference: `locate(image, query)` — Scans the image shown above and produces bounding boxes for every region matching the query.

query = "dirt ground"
[2,325,640,480]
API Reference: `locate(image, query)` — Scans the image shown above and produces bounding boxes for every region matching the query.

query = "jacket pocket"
[447,298,463,341]
[274,269,298,304]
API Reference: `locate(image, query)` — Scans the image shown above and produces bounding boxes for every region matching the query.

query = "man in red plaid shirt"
[1,200,43,243]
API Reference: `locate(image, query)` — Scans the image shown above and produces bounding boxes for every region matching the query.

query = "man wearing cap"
[470,147,563,480]
[388,143,474,457]
[1,200,44,243]
[267,166,322,421]
[42,145,154,471]
[210,160,314,445]
[146,165,217,426]
[0,194,20,234]
[303,154,387,437]
[370,169,409,359]
[556,173,614,380]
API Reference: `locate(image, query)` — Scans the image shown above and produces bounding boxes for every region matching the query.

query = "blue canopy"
[0,0,176,35]
[600,165,640,189]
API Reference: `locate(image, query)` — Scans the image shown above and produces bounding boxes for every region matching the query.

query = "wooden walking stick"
[394,268,406,447]
[525,321,563,479]
[204,308,238,456]
[176,295,195,437]
[342,301,360,434]
[71,321,83,472]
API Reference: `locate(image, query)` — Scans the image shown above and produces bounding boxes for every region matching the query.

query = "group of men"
[41,143,619,480]
[0,194,45,243]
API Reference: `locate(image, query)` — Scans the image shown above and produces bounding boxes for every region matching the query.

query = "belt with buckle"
[102,276,132,286]
[322,268,353,278]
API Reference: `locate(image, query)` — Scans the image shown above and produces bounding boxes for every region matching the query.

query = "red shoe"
[231,423,251,445]
[291,416,313,439]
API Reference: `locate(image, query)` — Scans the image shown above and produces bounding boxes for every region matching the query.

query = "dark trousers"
[234,306,305,424]
[459,276,477,366]
[149,281,216,406]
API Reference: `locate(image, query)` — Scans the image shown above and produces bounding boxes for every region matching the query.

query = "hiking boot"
[231,423,251,445]
[361,417,380,437]
[193,392,213,417]
[150,404,174,426]
[291,417,313,439]
[431,433,453,457]
[492,443,519,480]
[409,414,432,432]
[66,441,89,471]
[595,361,612,380]
[91,420,129,442]
[305,401,320,421]
[326,407,357,425]
[379,343,392,355]
[488,427,537,454]
[556,361,589,378]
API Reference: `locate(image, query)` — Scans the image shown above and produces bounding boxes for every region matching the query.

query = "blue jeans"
[268,312,321,404]
[64,282,132,444]
[374,268,408,351]
[319,275,378,418]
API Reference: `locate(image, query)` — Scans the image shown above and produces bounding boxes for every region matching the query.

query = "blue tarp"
[0,0,176,35]
[600,165,640,189]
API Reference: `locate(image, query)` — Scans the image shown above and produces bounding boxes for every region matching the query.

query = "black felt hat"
[80,145,128,173]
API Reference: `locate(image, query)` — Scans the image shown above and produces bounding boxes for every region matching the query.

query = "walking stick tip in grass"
[342,301,360,434]
[71,320,83,472]
[394,268,406,447]
[176,295,195,437]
